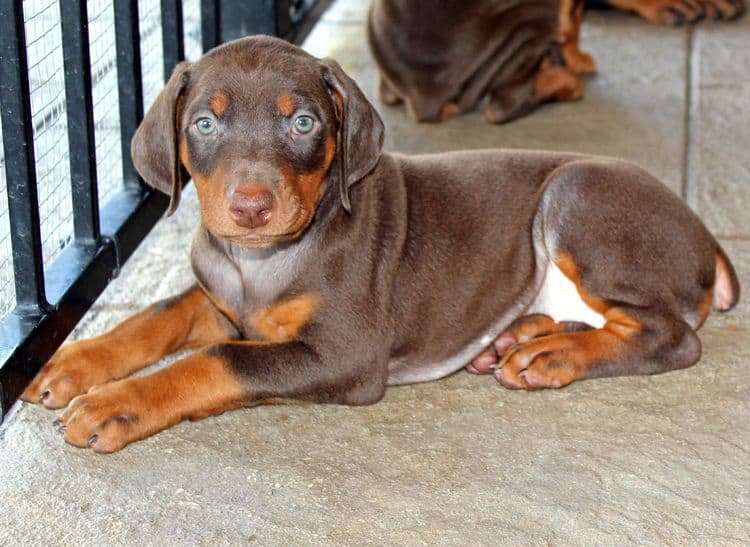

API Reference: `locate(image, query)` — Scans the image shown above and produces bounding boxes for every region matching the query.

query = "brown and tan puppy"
[368,0,745,124]
[21,37,739,453]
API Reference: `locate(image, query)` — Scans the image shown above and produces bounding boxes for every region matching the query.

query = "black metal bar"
[0,185,169,418]
[161,0,185,79]
[220,0,276,40]
[60,0,101,245]
[113,0,144,190]
[0,240,117,413]
[218,0,332,45]
[0,2,51,313]
[201,0,220,51]
[288,0,335,45]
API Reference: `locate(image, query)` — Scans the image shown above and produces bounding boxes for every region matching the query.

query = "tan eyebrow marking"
[276,94,297,117]
[208,93,229,116]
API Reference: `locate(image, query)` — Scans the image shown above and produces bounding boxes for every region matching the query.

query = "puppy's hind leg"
[467,314,591,374]
[491,158,729,389]
[494,252,703,389]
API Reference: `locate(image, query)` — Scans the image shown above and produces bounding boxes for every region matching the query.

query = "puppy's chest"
[191,231,316,337]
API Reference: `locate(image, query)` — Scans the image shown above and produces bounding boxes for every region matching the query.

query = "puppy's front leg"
[55,341,386,453]
[21,285,238,408]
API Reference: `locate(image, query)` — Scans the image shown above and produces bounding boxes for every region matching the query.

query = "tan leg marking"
[57,351,247,453]
[251,293,320,343]
[559,0,597,74]
[534,58,585,102]
[21,286,236,409]
[495,253,642,389]
[713,252,738,311]
[468,314,582,374]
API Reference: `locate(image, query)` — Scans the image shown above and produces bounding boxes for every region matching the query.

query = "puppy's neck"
[224,226,322,305]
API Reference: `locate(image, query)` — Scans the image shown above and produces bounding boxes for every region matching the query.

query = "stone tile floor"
[1,1,748,544]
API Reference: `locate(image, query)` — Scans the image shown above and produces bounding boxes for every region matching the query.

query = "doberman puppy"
[22,37,739,453]
[368,0,745,124]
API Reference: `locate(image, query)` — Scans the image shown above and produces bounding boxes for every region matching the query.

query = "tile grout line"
[681,27,695,204]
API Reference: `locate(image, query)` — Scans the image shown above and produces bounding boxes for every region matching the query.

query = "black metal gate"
[0,0,327,422]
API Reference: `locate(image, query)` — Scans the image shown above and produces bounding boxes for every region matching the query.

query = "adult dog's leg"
[378,75,402,106]
[602,0,744,25]
[21,285,238,408]
[559,0,596,74]
[484,58,584,124]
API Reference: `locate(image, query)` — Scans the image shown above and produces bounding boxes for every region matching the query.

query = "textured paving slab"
[1,319,748,544]
[687,17,750,237]
[1,1,749,545]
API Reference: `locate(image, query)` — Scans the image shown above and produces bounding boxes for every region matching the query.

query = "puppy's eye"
[195,117,216,135]
[293,115,314,134]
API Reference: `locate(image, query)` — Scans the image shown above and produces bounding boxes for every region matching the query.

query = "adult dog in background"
[368,0,745,124]
[21,37,739,452]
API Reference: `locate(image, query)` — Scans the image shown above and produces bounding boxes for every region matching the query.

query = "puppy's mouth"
[214,207,314,248]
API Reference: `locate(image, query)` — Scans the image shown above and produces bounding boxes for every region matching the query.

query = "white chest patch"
[526,261,606,329]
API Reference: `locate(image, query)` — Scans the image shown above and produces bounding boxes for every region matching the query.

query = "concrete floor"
[2,1,749,544]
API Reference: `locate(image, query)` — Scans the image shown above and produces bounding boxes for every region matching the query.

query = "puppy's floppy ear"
[321,58,385,214]
[131,62,190,216]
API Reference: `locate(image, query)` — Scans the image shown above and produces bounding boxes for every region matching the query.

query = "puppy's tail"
[712,245,740,311]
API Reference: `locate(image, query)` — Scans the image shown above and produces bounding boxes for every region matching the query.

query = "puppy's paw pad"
[468,347,499,374]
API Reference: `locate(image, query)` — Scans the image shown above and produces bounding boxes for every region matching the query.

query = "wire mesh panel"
[139,0,165,111]
[0,0,205,324]
[183,0,203,61]
[23,0,74,269]
[88,0,124,210]
[87,0,202,209]
[0,120,15,318]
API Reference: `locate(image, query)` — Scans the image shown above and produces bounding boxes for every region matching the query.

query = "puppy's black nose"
[229,189,274,229]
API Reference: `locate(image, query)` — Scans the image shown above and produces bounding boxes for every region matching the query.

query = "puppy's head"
[131,36,384,248]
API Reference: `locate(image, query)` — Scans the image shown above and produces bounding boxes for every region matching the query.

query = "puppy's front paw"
[20,341,115,409]
[55,379,169,453]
